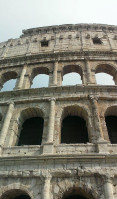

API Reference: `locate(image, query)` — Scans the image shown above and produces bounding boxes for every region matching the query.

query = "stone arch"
[7,106,45,146]
[62,65,83,85]
[31,67,49,88]
[54,179,98,199]
[17,107,44,146]
[0,71,18,91]
[105,105,117,117]
[104,105,117,143]
[95,64,117,85]
[59,105,91,143]
[0,183,33,199]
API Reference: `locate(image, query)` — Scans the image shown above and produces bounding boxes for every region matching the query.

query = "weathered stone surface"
[0,24,117,199]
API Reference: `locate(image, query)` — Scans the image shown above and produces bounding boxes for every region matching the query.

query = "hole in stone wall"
[31,74,49,88]
[41,40,49,47]
[61,116,89,144]
[105,116,117,144]
[62,72,82,86]
[93,37,102,44]
[18,117,44,146]
[96,72,115,85]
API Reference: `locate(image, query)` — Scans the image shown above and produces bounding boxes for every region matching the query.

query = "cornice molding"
[21,23,117,37]
[0,51,117,65]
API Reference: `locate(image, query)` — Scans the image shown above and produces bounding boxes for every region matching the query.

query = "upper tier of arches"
[0,62,117,91]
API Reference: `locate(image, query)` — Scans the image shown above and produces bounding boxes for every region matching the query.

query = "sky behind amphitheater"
[0,0,117,43]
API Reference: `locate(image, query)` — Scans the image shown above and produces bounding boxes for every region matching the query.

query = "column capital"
[102,175,114,184]
[88,94,99,102]
[49,98,56,102]
[6,101,14,106]
[40,170,52,180]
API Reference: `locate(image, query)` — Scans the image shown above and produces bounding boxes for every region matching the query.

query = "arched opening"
[17,107,44,146]
[105,106,117,144]
[63,194,88,199]
[96,73,114,85]
[31,67,49,88]
[62,187,94,199]
[18,117,44,146]
[14,196,30,199]
[95,64,116,85]
[31,74,49,88]
[62,65,82,86]
[62,73,82,86]
[1,71,17,91]
[61,106,89,144]
[105,116,117,144]
[61,116,89,144]
[1,189,31,199]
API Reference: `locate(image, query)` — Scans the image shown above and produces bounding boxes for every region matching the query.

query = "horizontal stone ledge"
[0,50,117,65]
[0,168,116,178]
[0,153,117,162]
[0,85,117,104]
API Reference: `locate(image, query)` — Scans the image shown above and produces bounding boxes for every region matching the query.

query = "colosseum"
[0,23,117,199]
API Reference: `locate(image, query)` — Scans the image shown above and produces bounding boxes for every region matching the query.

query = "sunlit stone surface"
[0,24,117,199]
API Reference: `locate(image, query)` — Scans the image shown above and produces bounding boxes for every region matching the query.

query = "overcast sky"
[0,0,117,43]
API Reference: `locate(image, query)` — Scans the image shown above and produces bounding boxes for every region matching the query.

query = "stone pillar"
[43,176,51,199]
[89,95,104,142]
[17,64,27,89]
[85,59,96,84]
[23,74,31,89]
[0,102,14,148]
[53,61,58,85]
[0,83,3,91]
[104,177,114,199]
[57,71,62,86]
[85,59,92,84]
[48,98,56,143]
[48,71,53,86]
[43,98,56,154]
[113,71,117,85]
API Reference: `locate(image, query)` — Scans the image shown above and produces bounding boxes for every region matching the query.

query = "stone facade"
[0,24,117,199]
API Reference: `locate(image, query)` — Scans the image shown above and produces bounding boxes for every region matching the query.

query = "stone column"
[48,98,56,143]
[0,83,3,91]
[104,177,114,199]
[53,61,58,85]
[89,95,103,142]
[113,71,117,85]
[85,59,92,84]
[43,98,56,154]
[85,59,96,84]
[57,71,62,86]
[43,176,51,199]
[0,102,14,148]
[17,64,27,89]
[23,74,31,89]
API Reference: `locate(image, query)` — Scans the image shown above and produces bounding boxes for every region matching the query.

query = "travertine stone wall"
[0,24,117,199]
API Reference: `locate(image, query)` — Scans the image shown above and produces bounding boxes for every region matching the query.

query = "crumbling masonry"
[0,24,117,199]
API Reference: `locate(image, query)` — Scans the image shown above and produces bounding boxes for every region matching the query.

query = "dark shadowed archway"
[105,106,117,144]
[63,194,88,199]
[61,116,89,144]
[1,189,31,199]
[14,195,31,199]
[105,116,117,144]
[18,117,44,145]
